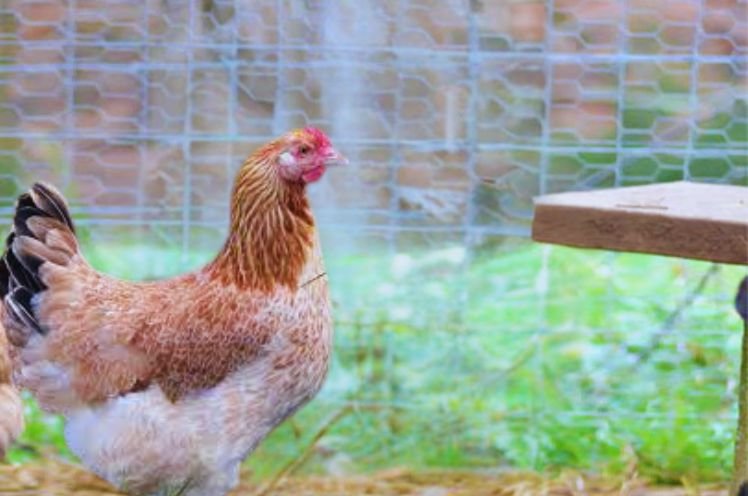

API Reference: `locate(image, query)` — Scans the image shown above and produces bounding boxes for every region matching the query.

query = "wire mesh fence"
[0,0,747,480]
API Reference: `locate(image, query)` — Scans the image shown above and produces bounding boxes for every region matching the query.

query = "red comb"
[302,127,331,147]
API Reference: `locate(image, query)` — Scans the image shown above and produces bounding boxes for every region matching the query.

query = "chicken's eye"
[298,145,311,156]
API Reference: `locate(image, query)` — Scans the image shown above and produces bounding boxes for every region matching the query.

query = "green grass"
[6,237,746,484]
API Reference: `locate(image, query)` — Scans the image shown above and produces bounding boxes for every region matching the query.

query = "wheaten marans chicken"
[0,326,23,460]
[0,127,346,495]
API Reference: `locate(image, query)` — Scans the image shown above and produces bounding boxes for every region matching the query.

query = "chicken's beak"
[324,148,348,167]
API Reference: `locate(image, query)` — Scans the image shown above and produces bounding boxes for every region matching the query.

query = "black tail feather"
[15,193,34,211]
[31,183,74,233]
[5,287,42,335]
[0,259,8,300]
[14,206,50,238]
[11,243,44,284]
[1,182,75,339]
[4,246,43,294]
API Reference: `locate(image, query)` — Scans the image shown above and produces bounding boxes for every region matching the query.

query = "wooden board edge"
[532,203,748,265]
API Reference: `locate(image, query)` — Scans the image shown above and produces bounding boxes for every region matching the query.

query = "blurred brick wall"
[0,0,745,247]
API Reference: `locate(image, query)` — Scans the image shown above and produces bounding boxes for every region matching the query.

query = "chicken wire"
[0,0,747,477]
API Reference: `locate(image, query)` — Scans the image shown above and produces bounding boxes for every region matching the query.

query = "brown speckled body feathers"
[0,130,336,495]
[0,326,23,459]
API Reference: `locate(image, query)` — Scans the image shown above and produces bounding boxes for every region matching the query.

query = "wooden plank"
[532,181,748,265]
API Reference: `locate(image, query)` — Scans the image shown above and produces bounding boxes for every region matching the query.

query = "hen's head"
[220,127,346,289]
[249,127,347,186]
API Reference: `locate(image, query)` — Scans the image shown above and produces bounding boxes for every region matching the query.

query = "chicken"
[0,327,23,459]
[0,127,346,495]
